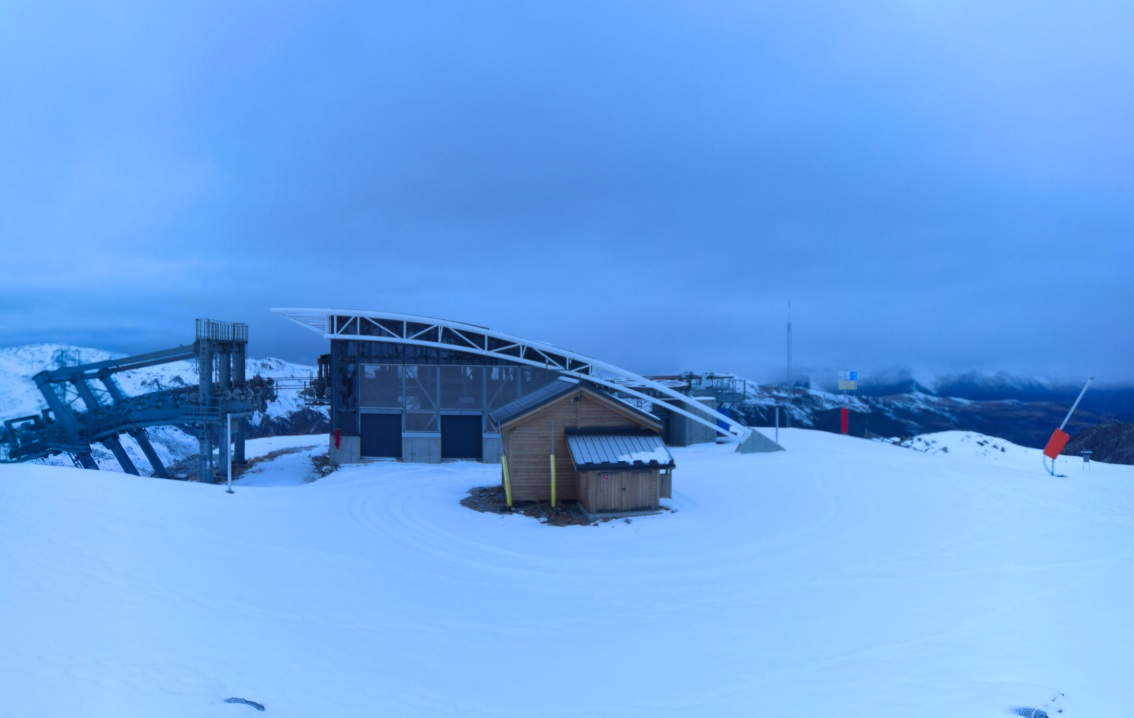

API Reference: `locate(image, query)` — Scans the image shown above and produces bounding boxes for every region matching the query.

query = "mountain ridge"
[730,377,1134,456]
[3,344,1129,467]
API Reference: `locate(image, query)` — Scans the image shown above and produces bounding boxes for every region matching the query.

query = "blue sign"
[849,371,858,381]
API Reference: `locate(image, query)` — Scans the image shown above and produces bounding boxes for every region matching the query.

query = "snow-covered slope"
[0,344,119,418]
[2,430,1129,717]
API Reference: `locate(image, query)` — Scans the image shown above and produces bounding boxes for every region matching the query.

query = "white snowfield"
[1,429,1129,717]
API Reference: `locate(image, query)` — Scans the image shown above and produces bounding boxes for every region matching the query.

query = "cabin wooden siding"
[578,469,660,512]
[500,387,660,503]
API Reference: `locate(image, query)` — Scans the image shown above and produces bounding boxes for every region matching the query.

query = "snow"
[883,430,1026,460]
[617,446,672,465]
[2,429,1132,717]
[0,345,116,418]
[236,435,327,487]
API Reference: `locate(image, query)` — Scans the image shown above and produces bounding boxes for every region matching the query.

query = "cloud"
[1,1,1131,381]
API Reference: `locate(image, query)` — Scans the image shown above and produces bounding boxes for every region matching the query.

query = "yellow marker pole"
[501,456,513,507]
[550,453,557,508]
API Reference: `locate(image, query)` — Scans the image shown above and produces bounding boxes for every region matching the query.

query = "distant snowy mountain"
[928,370,1069,401]
[727,372,1134,454]
[0,344,328,473]
[839,367,937,397]
[798,368,1072,400]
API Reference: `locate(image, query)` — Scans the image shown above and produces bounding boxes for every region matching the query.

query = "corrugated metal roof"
[488,377,580,426]
[566,430,675,471]
[489,378,662,428]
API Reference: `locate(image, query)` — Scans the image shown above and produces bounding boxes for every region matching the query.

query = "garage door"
[441,415,482,460]
[360,413,402,458]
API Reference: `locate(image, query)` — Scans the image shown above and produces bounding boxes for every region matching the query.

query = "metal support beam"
[129,428,169,479]
[218,347,232,390]
[41,345,196,381]
[31,372,98,469]
[199,430,213,483]
[72,376,142,475]
[197,338,214,482]
[217,420,229,476]
[101,434,140,475]
[232,342,247,464]
[99,374,167,478]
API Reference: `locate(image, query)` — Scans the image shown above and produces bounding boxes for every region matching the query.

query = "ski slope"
[2,430,1131,717]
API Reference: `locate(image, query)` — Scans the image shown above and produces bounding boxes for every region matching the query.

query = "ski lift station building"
[273,309,783,466]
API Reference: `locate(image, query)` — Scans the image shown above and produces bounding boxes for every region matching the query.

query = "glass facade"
[358,363,560,432]
[359,364,401,408]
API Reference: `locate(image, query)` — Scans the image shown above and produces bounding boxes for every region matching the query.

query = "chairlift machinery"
[1,319,277,481]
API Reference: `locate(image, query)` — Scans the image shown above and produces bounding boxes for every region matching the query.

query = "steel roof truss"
[273,309,759,444]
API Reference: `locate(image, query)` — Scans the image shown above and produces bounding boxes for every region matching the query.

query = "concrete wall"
[329,434,361,466]
[689,396,719,445]
[482,435,503,464]
[669,396,719,446]
[403,433,441,463]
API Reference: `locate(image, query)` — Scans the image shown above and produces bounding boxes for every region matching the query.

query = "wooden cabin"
[489,379,675,512]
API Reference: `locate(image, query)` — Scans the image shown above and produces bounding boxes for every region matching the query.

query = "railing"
[195,318,249,343]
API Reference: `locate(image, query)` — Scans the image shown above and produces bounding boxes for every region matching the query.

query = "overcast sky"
[2,1,1131,384]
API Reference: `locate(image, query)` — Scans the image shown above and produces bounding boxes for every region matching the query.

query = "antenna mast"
[786,302,793,388]
[786,302,793,428]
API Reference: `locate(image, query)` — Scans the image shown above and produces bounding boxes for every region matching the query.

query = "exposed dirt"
[309,451,335,480]
[169,445,333,483]
[460,485,596,527]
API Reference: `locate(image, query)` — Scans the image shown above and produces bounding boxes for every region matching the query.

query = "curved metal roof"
[272,307,782,450]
